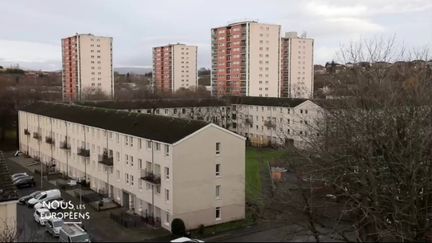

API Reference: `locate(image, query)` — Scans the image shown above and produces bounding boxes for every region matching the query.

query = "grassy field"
[246,147,288,203]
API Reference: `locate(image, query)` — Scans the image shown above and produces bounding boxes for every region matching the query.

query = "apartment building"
[211,21,281,97]
[153,44,198,94]
[281,32,314,98]
[0,154,18,239]
[62,34,114,101]
[229,97,323,148]
[19,102,245,231]
[80,96,324,149]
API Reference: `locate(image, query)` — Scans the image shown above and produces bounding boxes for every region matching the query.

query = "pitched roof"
[21,102,209,144]
[0,153,19,203]
[78,98,228,110]
[227,96,308,107]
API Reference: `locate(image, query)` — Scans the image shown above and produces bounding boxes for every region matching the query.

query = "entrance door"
[122,191,129,209]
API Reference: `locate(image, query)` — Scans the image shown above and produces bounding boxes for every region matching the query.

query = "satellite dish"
[301,32,307,38]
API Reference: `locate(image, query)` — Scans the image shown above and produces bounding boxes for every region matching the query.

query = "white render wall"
[248,23,281,98]
[172,45,198,91]
[18,111,245,231]
[77,34,114,99]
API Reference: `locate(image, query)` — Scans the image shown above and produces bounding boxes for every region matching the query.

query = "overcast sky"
[0,0,431,71]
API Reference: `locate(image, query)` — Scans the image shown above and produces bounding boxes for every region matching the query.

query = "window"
[156,185,161,194]
[131,175,134,186]
[139,139,142,149]
[147,140,152,149]
[130,156,134,166]
[139,159,143,169]
[125,136,128,146]
[165,167,170,180]
[216,207,221,220]
[216,142,221,155]
[125,155,128,165]
[126,173,129,184]
[130,137,133,147]
[216,185,221,199]
[156,143,160,151]
[164,145,169,156]
[165,189,169,201]
[216,164,221,176]
[165,213,170,225]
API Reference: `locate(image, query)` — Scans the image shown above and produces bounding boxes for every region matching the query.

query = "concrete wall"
[172,125,245,229]
[248,23,281,98]
[172,45,198,91]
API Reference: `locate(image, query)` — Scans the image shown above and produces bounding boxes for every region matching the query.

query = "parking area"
[6,152,170,242]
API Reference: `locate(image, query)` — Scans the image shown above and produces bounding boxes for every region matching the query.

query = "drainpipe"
[38,116,42,189]
[151,139,155,224]
[65,121,69,178]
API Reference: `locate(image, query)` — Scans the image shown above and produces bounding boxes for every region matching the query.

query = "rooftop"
[227,96,308,108]
[0,153,19,203]
[21,102,209,144]
[78,98,228,110]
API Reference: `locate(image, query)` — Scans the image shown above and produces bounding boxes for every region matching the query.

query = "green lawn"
[246,147,288,203]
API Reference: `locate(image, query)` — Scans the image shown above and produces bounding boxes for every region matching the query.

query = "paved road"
[8,153,58,242]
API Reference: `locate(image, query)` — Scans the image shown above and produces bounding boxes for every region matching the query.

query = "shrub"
[171,218,186,236]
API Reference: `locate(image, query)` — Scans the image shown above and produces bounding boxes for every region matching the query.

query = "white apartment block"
[281,32,314,98]
[19,102,245,231]
[62,33,114,101]
[82,97,324,149]
[153,44,198,94]
[211,21,281,97]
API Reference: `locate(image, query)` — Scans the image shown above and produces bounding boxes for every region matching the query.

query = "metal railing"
[140,169,161,184]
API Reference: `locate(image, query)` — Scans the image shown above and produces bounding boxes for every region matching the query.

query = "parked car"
[11,172,28,182]
[171,237,204,243]
[34,208,51,226]
[18,191,41,204]
[34,198,66,211]
[27,189,61,208]
[13,176,36,188]
[59,222,91,242]
[45,217,64,237]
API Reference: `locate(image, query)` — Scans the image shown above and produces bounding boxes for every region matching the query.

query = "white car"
[34,208,51,226]
[46,217,64,237]
[171,237,204,243]
[27,189,61,208]
[34,198,65,211]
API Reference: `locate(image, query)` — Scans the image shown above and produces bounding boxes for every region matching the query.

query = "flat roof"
[21,102,209,144]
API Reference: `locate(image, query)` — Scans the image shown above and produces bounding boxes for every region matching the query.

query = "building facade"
[211,21,281,97]
[62,34,114,101]
[153,44,198,94]
[81,97,325,149]
[280,32,314,98]
[19,102,245,231]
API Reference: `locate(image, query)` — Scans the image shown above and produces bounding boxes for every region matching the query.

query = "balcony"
[33,132,41,140]
[24,129,30,136]
[77,147,90,157]
[264,120,276,129]
[98,152,113,166]
[60,141,71,150]
[45,136,54,145]
[140,169,161,184]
